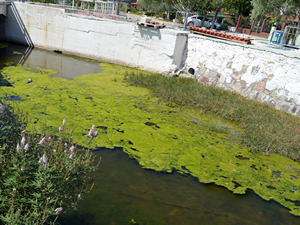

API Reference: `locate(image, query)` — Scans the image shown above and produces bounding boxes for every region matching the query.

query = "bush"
[144,11,155,16]
[154,12,166,19]
[126,7,138,13]
[220,23,229,30]
[0,100,99,224]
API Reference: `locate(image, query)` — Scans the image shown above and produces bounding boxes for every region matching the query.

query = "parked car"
[185,15,221,29]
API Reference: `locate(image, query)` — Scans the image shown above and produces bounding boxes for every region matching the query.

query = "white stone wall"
[184,34,300,115]
[2,2,187,74]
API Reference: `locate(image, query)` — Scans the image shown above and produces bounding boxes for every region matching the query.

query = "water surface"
[1,41,300,224]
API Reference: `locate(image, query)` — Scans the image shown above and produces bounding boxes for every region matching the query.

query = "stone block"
[226,62,232,68]
[240,80,247,85]
[207,70,219,79]
[196,66,207,77]
[268,100,276,107]
[232,83,242,93]
[253,81,265,92]
[251,66,260,75]
[232,72,240,79]
[268,74,274,80]
[219,75,226,84]
[241,65,248,74]
[201,77,209,84]
[281,104,290,112]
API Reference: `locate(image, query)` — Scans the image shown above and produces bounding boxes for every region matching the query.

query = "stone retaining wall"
[183,34,300,115]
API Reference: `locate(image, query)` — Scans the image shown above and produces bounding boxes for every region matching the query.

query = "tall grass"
[124,72,300,161]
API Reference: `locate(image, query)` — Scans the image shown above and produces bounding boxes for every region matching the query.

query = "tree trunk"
[210,8,220,30]
[183,8,190,29]
[167,3,171,21]
[116,0,120,15]
[200,12,207,27]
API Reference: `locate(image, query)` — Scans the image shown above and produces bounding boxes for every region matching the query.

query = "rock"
[26,79,32,84]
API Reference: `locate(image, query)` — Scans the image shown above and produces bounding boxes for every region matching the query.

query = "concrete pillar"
[88,3,90,10]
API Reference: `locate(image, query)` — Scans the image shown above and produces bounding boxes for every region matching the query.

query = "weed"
[125,72,300,161]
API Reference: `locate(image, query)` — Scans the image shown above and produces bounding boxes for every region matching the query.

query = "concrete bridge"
[0,1,11,17]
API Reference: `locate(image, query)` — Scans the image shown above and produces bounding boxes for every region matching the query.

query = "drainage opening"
[188,68,195,75]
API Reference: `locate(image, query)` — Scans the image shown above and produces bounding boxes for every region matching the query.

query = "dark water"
[1,41,299,225]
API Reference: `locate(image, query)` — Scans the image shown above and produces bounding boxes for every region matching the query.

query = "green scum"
[1,62,300,216]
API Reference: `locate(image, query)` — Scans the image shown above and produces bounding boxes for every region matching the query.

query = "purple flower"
[54,207,63,214]
[21,130,26,134]
[38,153,48,164]
[53,149,56,153]
[69,146,75,152]
[0,103,4,111]
[33,126,36,131]
[62,118,66,126]
[65,143,68,147]
[59,126,62,132]
[16,143,20,153]
[24,143,29,152]
[93,130,98,137]
[88,125,95,137]
[39,137,45,145]
[69,152,75,159]
[13,188,16,192]
[48,136,51,141]
[78,194,81,199]
[21,165,25,173]
[21,137,26,146]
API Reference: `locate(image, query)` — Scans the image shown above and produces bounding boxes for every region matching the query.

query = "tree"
[210,0,230,29]
[225,0,253,16]
[193,0,214,27]
[251,0,300,24]
[172,0,203,28]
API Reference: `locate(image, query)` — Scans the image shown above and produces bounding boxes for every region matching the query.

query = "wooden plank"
[191,31,251,44]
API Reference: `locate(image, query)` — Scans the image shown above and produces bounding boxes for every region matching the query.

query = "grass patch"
[124,72,300,161]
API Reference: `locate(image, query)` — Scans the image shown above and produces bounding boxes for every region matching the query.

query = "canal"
[0,41,299,225]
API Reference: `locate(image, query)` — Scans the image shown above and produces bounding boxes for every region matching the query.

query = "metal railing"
[280,26,300,49]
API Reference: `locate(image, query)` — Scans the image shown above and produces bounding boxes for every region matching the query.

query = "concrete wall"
[1,3,300,115]
[1,2,187,74]
[184,34,300,115]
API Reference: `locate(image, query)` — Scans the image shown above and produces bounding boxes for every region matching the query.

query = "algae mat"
[1,63,300,216]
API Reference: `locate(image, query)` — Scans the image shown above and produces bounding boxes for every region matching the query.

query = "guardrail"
[280,26,300,49]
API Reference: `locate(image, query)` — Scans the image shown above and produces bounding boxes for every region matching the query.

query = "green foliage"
[225,0,252,16]
[251,0,300,23]
[144,11,155,16]
[220,23,229,30]
[137,0,167,13]
[0,101,99,224]
[126,7,139,13]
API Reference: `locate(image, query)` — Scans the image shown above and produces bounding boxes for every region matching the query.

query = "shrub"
[0,100,100,224]
[220,23,229,30]
[144,11,155,16]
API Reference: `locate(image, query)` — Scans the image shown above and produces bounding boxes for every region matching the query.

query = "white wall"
[2,2,187,74]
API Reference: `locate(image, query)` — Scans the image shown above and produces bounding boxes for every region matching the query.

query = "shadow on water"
[57,148,299,225]
[0,41,102,79]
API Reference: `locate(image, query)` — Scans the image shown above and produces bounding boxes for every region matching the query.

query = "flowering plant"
[0,101,100,224]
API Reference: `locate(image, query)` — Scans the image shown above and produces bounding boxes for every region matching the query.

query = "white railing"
[280,26,300,49]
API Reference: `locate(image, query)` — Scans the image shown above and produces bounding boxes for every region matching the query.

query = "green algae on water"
[1,64,300,216]
[0,43,8,49]
[13,51,22,55]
